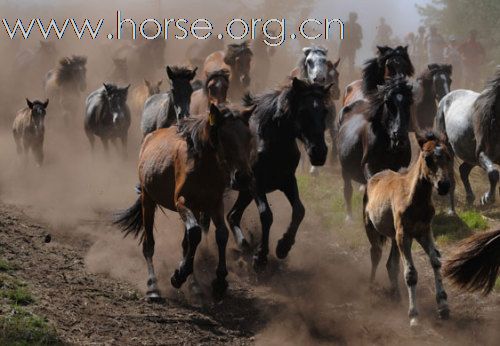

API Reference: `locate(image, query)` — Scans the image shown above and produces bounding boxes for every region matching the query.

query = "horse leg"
[210,202,229,300]
[120,134,128,159]
[416,230,449,320]
[276,176,305,260]
[459,162,475,206]
[227,190,253,251]
[253,193,273,271]
[478,152,499,205]
[342,170,354,222]
[327,112,338,166]
[22,138,30,165]
[171,197,201,288]
[33,145,44,167]
[364,218,382,286]
[386,239,401,301]
[142,193,161,301]
[85,129,95,153]
[396,232,419,327]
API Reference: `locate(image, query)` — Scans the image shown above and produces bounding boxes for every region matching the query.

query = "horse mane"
[223,41,253,66]
[473,67,500,154]
[362,46,414,95]
[177,115,210,155]
[56,55,86,84]
[168,66,196,80]
[297,46,328,79]
[367,76,413,121]
[204,69,230,95]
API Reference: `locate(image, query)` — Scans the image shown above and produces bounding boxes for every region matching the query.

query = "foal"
[12,99,49,166]
[363,131,453,327]
[115,104,255,300]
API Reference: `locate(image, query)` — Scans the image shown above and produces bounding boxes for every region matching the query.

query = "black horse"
[141,66,197,136]
[414,63,452,130]
[227,78,332,270]
[338,76,414,221]
[84,83,131,157]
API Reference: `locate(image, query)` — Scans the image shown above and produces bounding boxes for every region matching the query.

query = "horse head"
[301,46,330,85]
[428,64,453,101]
[377,45,414,80]
[103,83,129,124]
[27,98,49,132]
[224,42,253,88]
[144,79,162,96]
[205,69,230,105]
[60,55,87,92]
[166,65,197,121]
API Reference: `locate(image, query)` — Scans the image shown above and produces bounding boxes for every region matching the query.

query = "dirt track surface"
[1,200,500,345]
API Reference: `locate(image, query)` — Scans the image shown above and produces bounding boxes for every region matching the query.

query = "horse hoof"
[439,306,450,320]
[212,279,228,301]
[146,290,164,303]
[409,317,420,329]
[170,270,186,289]
[480,193,494,205]
[276,239,292,259]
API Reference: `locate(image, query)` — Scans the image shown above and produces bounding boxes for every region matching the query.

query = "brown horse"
[190,69,229,116]
[44,56,87,124]
[342,46,414,109]
[12,99,49,166]
[364,131,453,327]
[203,42,252,101]
[130,79,163,117]
[444,229,500,295]
[114,104,255,300]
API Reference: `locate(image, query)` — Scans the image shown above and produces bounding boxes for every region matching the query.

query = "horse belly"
[445,98,477,164]
[369,204,395,237]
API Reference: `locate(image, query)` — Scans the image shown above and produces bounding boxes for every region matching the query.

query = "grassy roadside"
[0,257,61,345]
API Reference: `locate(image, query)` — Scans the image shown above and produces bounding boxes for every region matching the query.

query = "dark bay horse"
[44,56,87,124]
[12,99,49,166]
[444,228,500,295]
[339,76,414,221]
[190,69,230,116]
[342,46,414,109]
[364,131,453,327]
[414,63,452,130]
[227,78,332,270]
[114,104,255,300]
[203,42,252,101]
[141,66,196,136]
[435,67,500,212]
[84,83,130,156]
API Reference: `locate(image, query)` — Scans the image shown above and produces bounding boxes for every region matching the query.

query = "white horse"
[435,66,500,213]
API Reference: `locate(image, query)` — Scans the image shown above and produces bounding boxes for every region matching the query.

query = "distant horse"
[107,57,129,85]
[339,76,414,220]
[190,69,229,115]
[44,56,87,123]
[130,79,162,118]
[227,78,332,270]
[364,131,453,327]
[414,63,452,130]
[12,99,49,166]
[342,46,414,109]
[203,42,252,101]
[141,66,197,136]
[114,104,255,300]
[84,83,131,156]
[15,41,58,88]
[290,46,341,170]
[435,67,500,213]
[444,228,500,295]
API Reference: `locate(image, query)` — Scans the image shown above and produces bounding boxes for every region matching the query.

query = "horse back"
[203,51,230,78]
[141,93,171,136]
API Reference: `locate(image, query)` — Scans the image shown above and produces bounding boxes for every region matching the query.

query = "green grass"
[432,210,489,245]
[2,287,34,306]
[459,210,489,230]
[0,306,61,345]
[0,259,13,272]
[495,278,500,292]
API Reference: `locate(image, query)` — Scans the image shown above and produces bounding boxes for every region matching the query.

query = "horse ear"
[166,66,174,80]
[403,45,409,53]
[190,67,198,80]
[43,99,49,108]
[428,64,438,71]
[445,64,453,75]
[302,47,312,56]
[144,79,150,88]
[377,46,390,56]
[209,103,223,126]
[332,58,340,69]
[26,98,33,109]
[124,84,131,92]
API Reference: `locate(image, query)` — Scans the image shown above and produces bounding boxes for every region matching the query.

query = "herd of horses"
[9,39,500,328]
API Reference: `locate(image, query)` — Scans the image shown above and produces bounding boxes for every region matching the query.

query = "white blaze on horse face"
[113,112,119,124]
[306,51,328,85]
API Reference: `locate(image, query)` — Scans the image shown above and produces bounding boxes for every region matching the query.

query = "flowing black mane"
[168,66,197,80]
[362,46,414,95]
[367,76,414,122]
[223,42,253,66]
[56,55,86,84]
[298,46,328,79]
[204,69,230,95]
[473,67,500,153]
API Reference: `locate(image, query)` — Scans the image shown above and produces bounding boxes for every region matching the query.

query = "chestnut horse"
[190,69,229,116]
[338,76,413,221]
[364,131,453,327]
[227,78,332,270]
[114,104,255,300]
[203,42,252,101]
[342,46,414,110]
[444,228,500,295]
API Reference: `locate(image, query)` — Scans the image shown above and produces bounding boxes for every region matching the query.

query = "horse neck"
[407,155,433,204]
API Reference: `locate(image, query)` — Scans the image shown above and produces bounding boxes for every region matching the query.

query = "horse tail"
[242,93,254,107]
[443,229,500,295]
[113,190,144,242]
